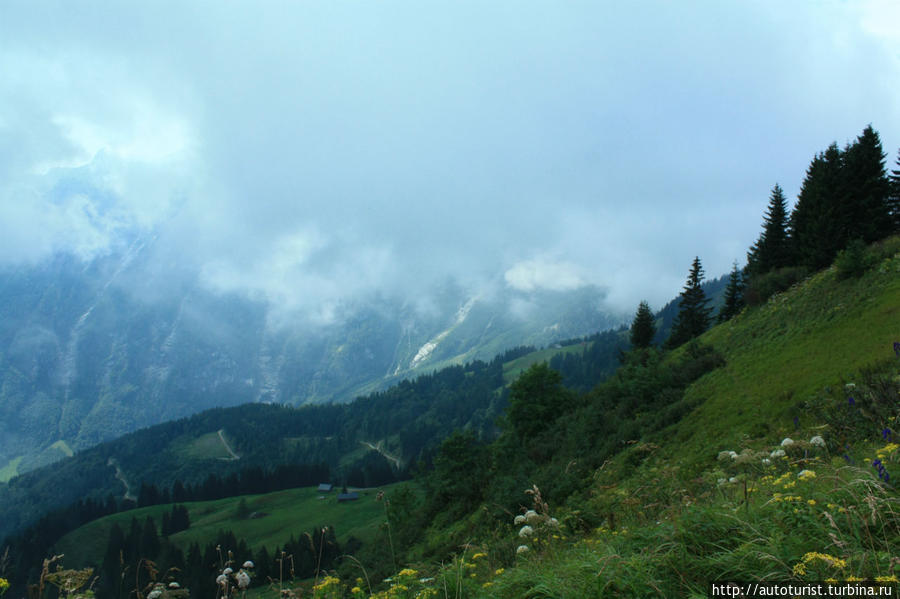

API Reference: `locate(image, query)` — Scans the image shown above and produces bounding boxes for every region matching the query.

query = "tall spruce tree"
[789,144,844,269]
[665,256,713,349]
[747,183,791,274]
[838,125,892,244]
[718,262,744,323]
[629,301,656,349]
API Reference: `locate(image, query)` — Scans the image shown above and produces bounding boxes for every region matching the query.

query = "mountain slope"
[0,239,624,477]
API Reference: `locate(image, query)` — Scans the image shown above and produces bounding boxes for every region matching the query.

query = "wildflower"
[848,396,855,406]
[770,449,786,458]
[495,568,505,575]
[223,567,233,575]
[168,582,181,589]
[471,553,486,560]
[761,458,771,465]
[894,341,900,357]
[514,515,526,525]
[148,589,163,599]
[781,438,794,447]
[236,571,250,589]
[728,477,739,484]
[717,478,727,485]
[519,525,534,537]
[216,575,227,587]
[548,517,559,527]
[516,545,530,554]
[398,568,418,577]
[809,436,826,448]
[844,383,856,391]
[242,560,255,569]
[524,509,540,523]
[807,499,816,506]
[797,470,816,480]
[883,428,893,441]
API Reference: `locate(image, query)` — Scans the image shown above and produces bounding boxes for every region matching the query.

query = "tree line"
[628,125,900,351]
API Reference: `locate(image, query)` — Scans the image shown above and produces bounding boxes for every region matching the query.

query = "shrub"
[744,266,809,305]
[835,239,876,280]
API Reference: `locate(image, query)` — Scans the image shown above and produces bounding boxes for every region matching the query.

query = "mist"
[2,1,899,323]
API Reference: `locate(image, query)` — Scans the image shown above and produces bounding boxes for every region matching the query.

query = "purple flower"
[843,454,853,464]
[793,416,799,430]
[884,428,893,441]
[848,396,855,406]
[894,341,900,357]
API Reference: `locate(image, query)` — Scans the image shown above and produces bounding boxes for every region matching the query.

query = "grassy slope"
[663,247,900,472]
[55,482,411,569]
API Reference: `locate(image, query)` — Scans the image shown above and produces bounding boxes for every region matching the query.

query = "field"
[54,482,414,569]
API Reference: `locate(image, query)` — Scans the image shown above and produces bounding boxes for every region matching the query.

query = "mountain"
[0,238,626,477]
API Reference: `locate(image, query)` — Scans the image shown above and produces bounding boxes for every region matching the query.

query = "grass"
[55,482,414,569]
[654,249,900,475]
[179,430,235,460]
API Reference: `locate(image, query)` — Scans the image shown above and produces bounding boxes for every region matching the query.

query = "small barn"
[317,483,333,493]
[337,491,359,502]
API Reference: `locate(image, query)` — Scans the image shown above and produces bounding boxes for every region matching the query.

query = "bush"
[744,266,809,305]
[835,239,876,280]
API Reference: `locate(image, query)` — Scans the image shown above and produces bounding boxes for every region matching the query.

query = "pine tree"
[629,301,656,349]
[789,144,843,269]
[717,262,744,322]
[839,125,892,244]
[665,257,713,348]
[747,184,791,275]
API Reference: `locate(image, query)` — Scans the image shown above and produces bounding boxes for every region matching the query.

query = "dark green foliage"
[424,431,489,523]
[629,301,656,349]
[789,144,844,269]
[834,239,876,280]
[717,263,744,322]
[743,266,809,306]
[747,184,792,275]
[665,257,713,349]
[548,328,629,392]
[839,125,893,243]
[505,363,572,442]
[789,127,893,271]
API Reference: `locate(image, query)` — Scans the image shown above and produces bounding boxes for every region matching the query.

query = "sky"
[1,1,899,321]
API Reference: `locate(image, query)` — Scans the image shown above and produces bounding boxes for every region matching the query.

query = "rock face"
[0,240,624,475]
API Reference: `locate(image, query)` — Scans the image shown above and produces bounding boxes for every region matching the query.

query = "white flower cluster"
[809,435,826,448]
[216,560,255,596]
[512,489,559,556]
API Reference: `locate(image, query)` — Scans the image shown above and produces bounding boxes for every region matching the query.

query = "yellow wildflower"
[875,575,899,583]
[807,499,816,506]
[397,568,418,578]
[471,552,487,560]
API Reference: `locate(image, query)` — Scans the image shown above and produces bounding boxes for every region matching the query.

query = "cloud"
[1,1,898,320]
[504,258,586,293]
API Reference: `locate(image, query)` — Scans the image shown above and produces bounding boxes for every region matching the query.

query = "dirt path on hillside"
[218,429,240,460]
[361,440,401,469]
[108,457,137,502]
